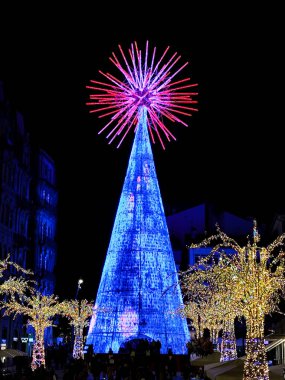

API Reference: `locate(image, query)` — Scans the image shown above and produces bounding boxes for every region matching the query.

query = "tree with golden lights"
[229,222,285,380]
[181,222,285,380]
[60,299,93,359]
[0,254,34,296]
[201,262,239,361]
[180,256,239,362]
[2,291,62,370]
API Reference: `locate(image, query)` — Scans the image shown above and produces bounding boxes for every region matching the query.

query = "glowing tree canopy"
[180,260,239,362]
[0,254,34,296]
[60,299,93,360]
[3,291,62,370]
[86,41,198,354]
[182,223,285,380]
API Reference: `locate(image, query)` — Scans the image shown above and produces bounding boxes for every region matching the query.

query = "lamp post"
[76,278,84,300]
[72,278,83,359]
[61,279,93,361]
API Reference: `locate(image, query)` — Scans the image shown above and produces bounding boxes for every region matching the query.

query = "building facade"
[34,149,57,296]
[0,81,57,350]
[166,202,261,269]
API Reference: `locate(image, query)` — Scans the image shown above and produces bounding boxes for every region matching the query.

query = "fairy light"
[179,252,240,362]
[183,290,238,361]
[60,299,94,359]
[0,254,34,296]
[220,320,238,362]
[3,291,62,370]
[0,253,33,277]
[181,222,285,379]
[0,277,33,297]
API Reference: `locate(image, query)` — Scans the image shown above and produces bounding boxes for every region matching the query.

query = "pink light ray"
[86,104,119,114]
[98,105,132,134]
[167,77,192,87]
[111,52,137,88]
[98,71,133,94]
[134,42,143,88]
[109,57,136,89]
[161,101,198,112]
[147,112,167,150]
[155,61,189,92]
[99,102,136,134]
[158,88,198,100]
[88,94,131,115]
[150,58,187,94]
[151,103,189,127]
[115,105,138,136]
[148,108,177,140]
[87,81,119,90]
[149,46,170,82]
[149,46,157,80]
[109,54,137,89]
[106,105,138,140]
[168,80,198,89]
[144,41,149,81]
[158,91,198,103]
[97,107,127,118]
[118,45,137,86]
[148,53,180,91]
[147,118,156,145]
[147,69,169,93]
[129,44,140,88]
[116,116,137,148]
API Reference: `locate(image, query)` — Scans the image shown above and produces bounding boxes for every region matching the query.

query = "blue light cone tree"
[85,41,198,354]
[86,108,189,353]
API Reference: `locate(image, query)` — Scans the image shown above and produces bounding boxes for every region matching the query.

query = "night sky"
[2,6,284,301]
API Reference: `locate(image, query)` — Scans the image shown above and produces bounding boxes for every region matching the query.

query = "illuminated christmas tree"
[85,41,198,354]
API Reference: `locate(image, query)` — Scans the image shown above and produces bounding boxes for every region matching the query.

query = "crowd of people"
[0,340,205,380]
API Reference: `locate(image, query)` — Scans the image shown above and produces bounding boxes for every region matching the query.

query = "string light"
[0,253,33,276]
[179,263,239,361]
[0,253,34,296]
[180,222,285,379]
[3,291,62,370]
[0,277,33,297]
[60,299,94,359]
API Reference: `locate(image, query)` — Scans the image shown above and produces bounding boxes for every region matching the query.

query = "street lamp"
[72,278,84,359]
[75,278,84,299]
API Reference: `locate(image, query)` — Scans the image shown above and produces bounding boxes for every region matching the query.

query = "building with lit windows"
[166,202,260,269]
[34,149,57,296]
[0,80,57,350]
